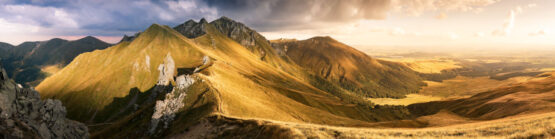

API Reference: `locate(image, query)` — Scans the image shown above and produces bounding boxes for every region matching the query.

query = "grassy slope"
[37,23,412,134]
[409,72,555,120]
[37,24,206,121]
[272,37,424,98]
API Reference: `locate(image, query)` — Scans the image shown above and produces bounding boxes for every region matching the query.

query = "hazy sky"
[0,0,553,49]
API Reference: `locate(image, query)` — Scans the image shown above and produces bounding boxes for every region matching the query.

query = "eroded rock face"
[210,17,261,48]
[149,55,211,135]
[157,53,176,86]
[149,75,195,134]
[173,19,208,38]
[0,63,89,139]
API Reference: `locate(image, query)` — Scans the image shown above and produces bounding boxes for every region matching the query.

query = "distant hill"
[0,42,13,58]
[271,36,424,98]
[1,36,111,86]
[37,19,418,138]
[409,72,555,120]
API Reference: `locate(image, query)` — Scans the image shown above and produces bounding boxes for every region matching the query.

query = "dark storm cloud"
[203,0,393,31]
[0,0,500,36]
[0,0,395,36]
[0,0,218,36]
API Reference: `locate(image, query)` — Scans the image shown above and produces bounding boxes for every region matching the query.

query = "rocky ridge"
[172,17,273,60]
[0,62,89,138]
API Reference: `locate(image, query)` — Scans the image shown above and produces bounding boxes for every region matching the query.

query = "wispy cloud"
[529,29,548,36]
[492,9,517,36]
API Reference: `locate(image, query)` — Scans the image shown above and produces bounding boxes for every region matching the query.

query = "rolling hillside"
[36,20,421,138]
[271,37,424,98]
[409,72,555,120]
[1,36,111,86]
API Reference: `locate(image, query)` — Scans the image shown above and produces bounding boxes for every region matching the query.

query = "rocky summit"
[0,62,89,139]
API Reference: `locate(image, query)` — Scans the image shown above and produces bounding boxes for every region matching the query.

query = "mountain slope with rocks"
[37,19,419,138]
[0,62,89,139]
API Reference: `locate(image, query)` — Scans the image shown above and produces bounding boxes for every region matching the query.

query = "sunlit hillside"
[34,19,434,138]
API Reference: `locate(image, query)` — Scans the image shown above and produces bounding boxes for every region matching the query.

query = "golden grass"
[257,112,555,138]
[541,67,555,72]
[367,94,442,106]
[36,24,206,120]
[41,64,63,76]
[37,23,388,126]
[419,76,533,98]
[382,58,461,73]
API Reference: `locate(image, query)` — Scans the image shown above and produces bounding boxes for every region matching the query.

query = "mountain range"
[0,36,111,86]
[32,17,427,138]
[1,17,553,138]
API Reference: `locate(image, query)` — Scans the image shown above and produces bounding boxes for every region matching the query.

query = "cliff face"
[0,63,89,139]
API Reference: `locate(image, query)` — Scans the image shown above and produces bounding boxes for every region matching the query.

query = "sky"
[0,0,554,50]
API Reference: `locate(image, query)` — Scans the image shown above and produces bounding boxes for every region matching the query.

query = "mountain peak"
[173,19,207,38]
[147,24,166,30]
[199,18,208,24]
[308,36,339,43]
[213,16,234,23]
[141,24,174,35]
[77,36,100,42]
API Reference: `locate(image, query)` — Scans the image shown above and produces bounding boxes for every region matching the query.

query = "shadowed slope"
[1,36,111,86]
[0,42,12,58]
[272,37,424,98]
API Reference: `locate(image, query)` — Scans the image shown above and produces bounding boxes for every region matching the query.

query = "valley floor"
[178,112,555,138]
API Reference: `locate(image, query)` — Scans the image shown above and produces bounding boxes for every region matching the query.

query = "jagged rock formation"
[0,63,89,139]
[156,54,176,86]
[149,54,207,135]
[172,17,274,61]
[173,19,208,38]
[210,17,261,47]
[173,17,264,48]
[149,75,196,134]
[119,32,141,43]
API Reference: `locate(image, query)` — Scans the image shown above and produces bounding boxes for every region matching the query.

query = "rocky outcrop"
[173,17,273,60]
[149,55,211,135]
[149,75,195,134]
[173,19,208,38]
[0,62,89,138]
[119,32,141,43]
[209,16,262,48]
[157,53,175,86]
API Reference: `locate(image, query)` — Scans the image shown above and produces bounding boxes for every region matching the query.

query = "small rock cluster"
[0,64,89,138]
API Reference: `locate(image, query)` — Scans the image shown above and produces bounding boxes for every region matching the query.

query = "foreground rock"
[0,62,89,138]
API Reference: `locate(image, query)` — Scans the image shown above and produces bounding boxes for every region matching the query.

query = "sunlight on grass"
[382,58,461,73]
[368,94,442,106]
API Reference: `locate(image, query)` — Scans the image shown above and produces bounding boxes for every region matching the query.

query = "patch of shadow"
[91,84,174,124]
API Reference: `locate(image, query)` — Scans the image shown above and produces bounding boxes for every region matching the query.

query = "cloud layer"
[0,0,507,44]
